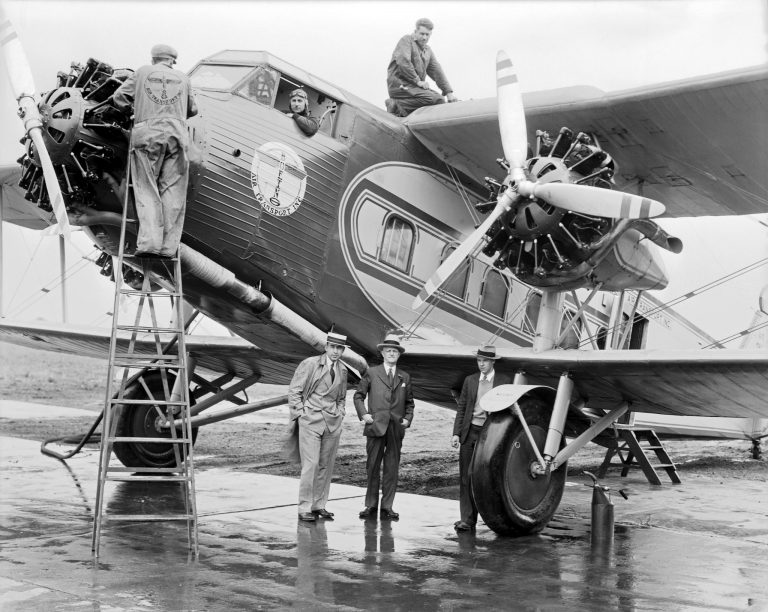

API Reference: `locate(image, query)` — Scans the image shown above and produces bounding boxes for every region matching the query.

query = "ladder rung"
[107,466,182,473]
[105,475,191,482]
[112,353,180,361]
[119,290,182,298]
[103,514,194,522]
[109,436,192,443]
[116,325,184,333]
[109,398,187,406]
[655,463,675,468]
[112,362,186,369]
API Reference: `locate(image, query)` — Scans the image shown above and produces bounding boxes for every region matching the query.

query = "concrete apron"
[1,434,767,611]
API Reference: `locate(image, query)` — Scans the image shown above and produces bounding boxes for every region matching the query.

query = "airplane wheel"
[113,372,197,469]
[472,396,567,536]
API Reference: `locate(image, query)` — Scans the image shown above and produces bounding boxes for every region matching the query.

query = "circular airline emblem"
[250,142,307,217]
[144,70,183,105]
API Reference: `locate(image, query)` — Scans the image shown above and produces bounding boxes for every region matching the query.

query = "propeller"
[0,2,71,238]
[412,51,665,309]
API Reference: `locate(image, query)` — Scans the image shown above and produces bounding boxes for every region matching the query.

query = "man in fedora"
[354,334,415,520]
[451,345,511,531]
[288,330,349,522]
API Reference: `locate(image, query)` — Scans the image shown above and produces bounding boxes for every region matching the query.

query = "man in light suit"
[288,331,349,522]
[354,334,415,520]
[451,345,511,531]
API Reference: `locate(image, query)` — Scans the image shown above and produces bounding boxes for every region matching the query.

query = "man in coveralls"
[112,44,198,258]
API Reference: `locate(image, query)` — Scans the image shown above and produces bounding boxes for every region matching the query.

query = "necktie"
[388,368,394,385]
[478,375,492,399]
[330,366,335,383]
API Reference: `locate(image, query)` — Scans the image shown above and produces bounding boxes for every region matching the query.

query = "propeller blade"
[28,130,71,237]
[413,193,512,309]
[0,2,35,98]
[523,182,665,219]
[0,2,71,238]
[496,51,527,179]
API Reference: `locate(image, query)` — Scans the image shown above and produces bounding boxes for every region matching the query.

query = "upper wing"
[396,344,768,418]
[405,65,768,218]
[1,164,55,230]
[0,319,299,383]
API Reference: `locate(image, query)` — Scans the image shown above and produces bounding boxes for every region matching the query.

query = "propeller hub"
[503,157,572,238]
[28,87,86,166]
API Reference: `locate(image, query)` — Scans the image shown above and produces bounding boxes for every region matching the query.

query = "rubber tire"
[472,395,567,536]
[113,371,198,469]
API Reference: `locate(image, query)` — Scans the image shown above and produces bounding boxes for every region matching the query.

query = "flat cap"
[151,44,178,61]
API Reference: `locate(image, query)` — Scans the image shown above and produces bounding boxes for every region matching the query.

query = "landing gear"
[472,396,567,535]
[113,372,198,469]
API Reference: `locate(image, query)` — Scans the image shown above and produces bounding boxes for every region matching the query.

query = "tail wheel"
[113,371,198,469]
[472,395,567,535]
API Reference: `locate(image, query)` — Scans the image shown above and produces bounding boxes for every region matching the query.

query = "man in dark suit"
[354,334,415,520]
[451,345,511,531]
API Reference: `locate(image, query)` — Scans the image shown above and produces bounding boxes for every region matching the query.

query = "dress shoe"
[454,520,475,531]
[359,507,378,519]
[380,508,399,520]
[312,509,334,519]
[298,512,316,522]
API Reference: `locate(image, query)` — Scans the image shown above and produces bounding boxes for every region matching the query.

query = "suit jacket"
[354,364,415,437]
[288,354,348,434]
[452,371,512,443]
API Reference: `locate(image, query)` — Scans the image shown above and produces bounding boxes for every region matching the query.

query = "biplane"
[1,8,767,535]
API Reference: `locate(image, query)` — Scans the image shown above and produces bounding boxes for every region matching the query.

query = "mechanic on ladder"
[111,44,198,259]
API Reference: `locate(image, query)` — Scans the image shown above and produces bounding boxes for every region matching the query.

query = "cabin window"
[442,245,469,300]
[411,232,446,282]
[274,78,338,135]
[237,66,279,106]
[480,269,508,318]
[523,291,542,334]
[190,64,253,90]
[559,310,583,349]
[379,215,414,273]
[628,314,649,350]
[596,326,608,349]
[357,198,387,257]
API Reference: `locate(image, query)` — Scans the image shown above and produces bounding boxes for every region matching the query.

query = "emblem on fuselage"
[250,142,307,217]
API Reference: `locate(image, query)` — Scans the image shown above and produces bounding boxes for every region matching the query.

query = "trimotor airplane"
[1,13,767,536]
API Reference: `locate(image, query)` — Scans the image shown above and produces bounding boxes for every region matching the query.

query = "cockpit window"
[189,65,253,90]
[237,66,279,106]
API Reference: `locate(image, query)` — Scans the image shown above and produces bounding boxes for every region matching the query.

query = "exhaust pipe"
[633,219,683,254]
[176,244,368,376]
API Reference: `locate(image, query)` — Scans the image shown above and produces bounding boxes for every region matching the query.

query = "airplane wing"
[395,344,768,418]
[0,319,297,382]
[405,64,768,218]
[0,164,55,230]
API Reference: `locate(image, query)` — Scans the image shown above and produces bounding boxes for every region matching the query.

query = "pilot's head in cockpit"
[288,88,309,116]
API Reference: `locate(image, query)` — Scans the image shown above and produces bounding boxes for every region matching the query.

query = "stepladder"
[597,426,681,485]
[92,165,198,557]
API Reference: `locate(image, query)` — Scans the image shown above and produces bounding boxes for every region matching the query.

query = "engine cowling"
[18,58,131,215]
[481,127,678,291]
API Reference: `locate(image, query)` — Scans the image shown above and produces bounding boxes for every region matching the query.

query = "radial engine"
[481,128,681,292]
[16,58,132,222]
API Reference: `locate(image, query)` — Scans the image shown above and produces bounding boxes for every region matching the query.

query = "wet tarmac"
[1,409,768,611]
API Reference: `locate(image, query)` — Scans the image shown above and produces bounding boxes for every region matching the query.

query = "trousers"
[459,424,482,524]
[364,419,404,509]
[388,85,444,116]
[130,118,190,256]
[297,417,342,514]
